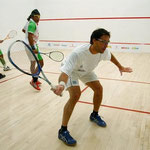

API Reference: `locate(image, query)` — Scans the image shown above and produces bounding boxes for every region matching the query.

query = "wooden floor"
[0,50,150,150]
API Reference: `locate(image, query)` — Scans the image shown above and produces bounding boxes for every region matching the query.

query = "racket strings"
[8,30,17,38]
[9,41,38,75]
[49,51,64,62]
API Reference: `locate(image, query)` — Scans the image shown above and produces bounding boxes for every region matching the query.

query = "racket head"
[8,40,41,76]
[49,51,64,62]
[8,30,17,38]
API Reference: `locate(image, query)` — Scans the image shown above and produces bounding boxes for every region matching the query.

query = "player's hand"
[119,66,133,76]
[53,85,64,96]
[0,40,4,43]
[33,49,39,54]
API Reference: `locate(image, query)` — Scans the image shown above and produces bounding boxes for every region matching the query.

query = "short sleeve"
[28,21,36,34]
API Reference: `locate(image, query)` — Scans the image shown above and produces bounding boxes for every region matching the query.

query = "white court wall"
[0,0,150,53]
[0,0,38,53]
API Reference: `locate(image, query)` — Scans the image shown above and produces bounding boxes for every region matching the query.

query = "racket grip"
[51,85,63,97]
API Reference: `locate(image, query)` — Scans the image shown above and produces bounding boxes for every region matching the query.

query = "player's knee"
[39,60,44,67]
[94,84,103,94]
[71,92,81,102]
[75,92,81,100]
[0,55,3,58]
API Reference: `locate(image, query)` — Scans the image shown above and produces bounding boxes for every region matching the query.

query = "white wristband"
[59,81,66,89]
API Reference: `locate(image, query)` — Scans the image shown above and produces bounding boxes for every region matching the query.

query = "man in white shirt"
[54,28,132,146]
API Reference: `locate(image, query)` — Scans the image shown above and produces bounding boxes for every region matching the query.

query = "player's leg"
[36,44,44,68]
[36,46,44,85]
[30,59,42,90]
[0,49,10,71]
[30,60,41,90]
[62,86,81,126]
[81,72,106,127]
[25,46,40,90]
[86,80,103,112]
[58,75,81,146]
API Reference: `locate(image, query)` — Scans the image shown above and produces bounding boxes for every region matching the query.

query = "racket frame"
[8,40,55,89]
[40,51,64,62]
[3,30,17,41]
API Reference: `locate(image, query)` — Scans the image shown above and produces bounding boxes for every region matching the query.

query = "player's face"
[33,15,40,23]
[93,35,110,53]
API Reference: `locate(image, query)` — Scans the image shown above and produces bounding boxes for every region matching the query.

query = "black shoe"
[0,73,6,79]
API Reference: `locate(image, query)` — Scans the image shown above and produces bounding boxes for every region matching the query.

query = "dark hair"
[90,28,110,44]
[27,9,40,21]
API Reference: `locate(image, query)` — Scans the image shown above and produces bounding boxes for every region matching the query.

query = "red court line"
[99,77,150,85]
[2,70,149,85]
[81,86,88,93]
[40,16,150,21]
[0,74,24,84]
[80,86,150,115]
[44,71,60,75]
[78,100,150,115]
[39,40,150,46]
[1,71,149,115]
[39,16,150,46]
[40,40,89,43]
[110,42,150,45]
[45,71,150,85]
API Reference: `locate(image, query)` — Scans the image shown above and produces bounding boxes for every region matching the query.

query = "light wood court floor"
[0,51,150,150]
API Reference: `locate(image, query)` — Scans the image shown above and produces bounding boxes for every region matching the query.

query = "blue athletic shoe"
[58,129,77,146]
[90,113,107,127]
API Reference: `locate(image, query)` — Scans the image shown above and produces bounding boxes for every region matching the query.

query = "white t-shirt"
[23,19,39,45]
[61,43,111,77]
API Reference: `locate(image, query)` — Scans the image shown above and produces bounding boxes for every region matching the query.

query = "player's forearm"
[58,72,68,84]
[111,53,122,69]
[28,33,35,47]
[0,40,3,43]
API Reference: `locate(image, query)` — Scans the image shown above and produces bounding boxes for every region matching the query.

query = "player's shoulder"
[74,43,90,53]
[28,19,36,27]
